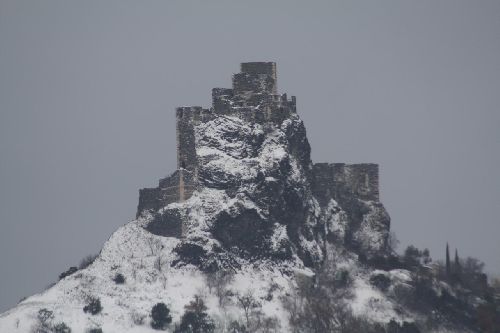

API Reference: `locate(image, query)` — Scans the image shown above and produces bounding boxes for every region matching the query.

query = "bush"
[59,267,78,280]
[53,322,72,333]
[366,255,406,271]
[370,273,391,291]
[151,302,172,330]
[334,269,351,287]
[79,254,98,270]
[112,273,125,284]
[37,308,54,323]
[175,296,215,333]
[387,319,421,333]
[228,321,248,333]
[87,329,103,333]
[83,297,102,315]
[32,308,54,332]
[130,310,146,325]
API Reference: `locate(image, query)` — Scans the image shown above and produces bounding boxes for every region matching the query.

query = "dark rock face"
[139,62,391,269]
[146,209,183,238]
[211,209,274,257]
[312,163,390,255]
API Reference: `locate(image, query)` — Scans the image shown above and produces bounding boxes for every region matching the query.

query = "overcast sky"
[1,0,499,312]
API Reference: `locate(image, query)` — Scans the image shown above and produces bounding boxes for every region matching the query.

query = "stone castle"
[137,62,381,237]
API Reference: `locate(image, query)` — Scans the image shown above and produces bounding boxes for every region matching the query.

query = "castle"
[137,62,381,237]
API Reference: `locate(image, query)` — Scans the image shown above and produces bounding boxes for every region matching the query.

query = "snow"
[350,277,400,323]
[0,220,296,332]
[0,105,470,332]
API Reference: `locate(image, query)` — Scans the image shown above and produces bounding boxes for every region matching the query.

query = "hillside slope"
[1,63,490,333]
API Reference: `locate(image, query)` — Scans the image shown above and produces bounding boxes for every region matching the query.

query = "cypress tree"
[446,243,451,277]
[454,248,461,276]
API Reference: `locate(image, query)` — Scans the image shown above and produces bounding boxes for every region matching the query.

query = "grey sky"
[1,0,499,312]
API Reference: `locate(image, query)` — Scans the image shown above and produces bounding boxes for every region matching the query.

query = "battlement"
[233,62,278,98]
[176,106,211,123]
[139,62,297,219]
[137,168,198,220]
[240,62,277,78]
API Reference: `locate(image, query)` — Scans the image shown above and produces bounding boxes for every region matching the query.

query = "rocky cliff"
[139,62,390,273]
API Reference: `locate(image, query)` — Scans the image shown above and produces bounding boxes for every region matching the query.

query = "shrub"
[87,329,103,333]
[228,321,248,333]
[175,296,215,333]
[130,310,146,325]
[334,269,351,287]
[237,290,261,327]
[59,267,78,280]
[53,322,72,333]
[204,270,234,307]
[112,273,125,284]
[83,297,102,315]
[37,308,54,322]
[366,255,406,271]
[151,302,172,330]
[370,273,391,291]
[387,319,421,333]
[32,308,54,332]
[79,254,98,269]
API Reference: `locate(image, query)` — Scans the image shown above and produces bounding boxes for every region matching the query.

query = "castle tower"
[137,62,296,218]
[232,62,277,99]
[176,106,200,171]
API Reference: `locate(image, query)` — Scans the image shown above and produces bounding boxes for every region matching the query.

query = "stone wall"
[233,62,277,99]
[138,62,297,222]
[176,106,204,170]
[138,62,389,245]
[136,169,197,218]
[312,162,389,255]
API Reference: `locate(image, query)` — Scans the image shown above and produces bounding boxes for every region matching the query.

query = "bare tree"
[237,289,261,328]
[281,287,303,332]
[154,254,167,272]
[147,237,162,256]
[261,316,281,333]
[205,270,234,307]
[160,272,168,289]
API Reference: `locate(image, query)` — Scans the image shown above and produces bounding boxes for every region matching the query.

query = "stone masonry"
[137,62,387,240]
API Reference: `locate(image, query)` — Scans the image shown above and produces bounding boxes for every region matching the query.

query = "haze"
[1,0,499,312]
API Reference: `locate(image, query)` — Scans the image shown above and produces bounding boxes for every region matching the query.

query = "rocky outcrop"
[312,163,390,256]
[139,62,391,269]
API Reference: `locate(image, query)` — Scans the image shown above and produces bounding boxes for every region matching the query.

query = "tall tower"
[232,62,278,98]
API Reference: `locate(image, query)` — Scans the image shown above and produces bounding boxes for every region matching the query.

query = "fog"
[1,0,499,312]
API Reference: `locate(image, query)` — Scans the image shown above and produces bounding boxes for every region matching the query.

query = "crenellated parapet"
[233,62,277,98]
[212,62,296,122]
[136,168,197,219]
[137,63,388,248]
[137,63,298,220]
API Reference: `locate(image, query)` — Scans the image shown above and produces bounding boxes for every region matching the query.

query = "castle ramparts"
[137,63,384,239]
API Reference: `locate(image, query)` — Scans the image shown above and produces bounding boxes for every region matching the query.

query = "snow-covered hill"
[0,62,486,332]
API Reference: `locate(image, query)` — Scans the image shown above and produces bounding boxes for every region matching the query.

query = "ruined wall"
[138,62,298,221]
[312,162,389,254]
[136,106,203,220]
[136,168,197,220]
[212,62,296,126]
[240,62,277,77]
[233,62,277,99]
[176,106,202,170]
